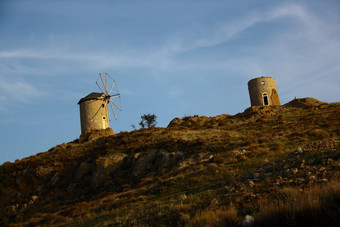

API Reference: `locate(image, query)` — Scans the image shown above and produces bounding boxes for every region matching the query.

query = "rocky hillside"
[0,98,339,226]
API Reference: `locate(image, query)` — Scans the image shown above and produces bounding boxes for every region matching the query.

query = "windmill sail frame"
[96,73,122,121]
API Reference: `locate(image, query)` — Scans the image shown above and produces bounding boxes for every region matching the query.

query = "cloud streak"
[0,4,312,63]
[0,2,339,83]
[156,4,311,57]
[0,78,46,111]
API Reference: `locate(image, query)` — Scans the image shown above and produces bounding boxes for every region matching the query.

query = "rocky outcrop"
[92,154,127,185]
[294,139,339,153]
[241,105,280,118]
[284,97,326,108]
[79,128,114,143]
[132,150,185,177]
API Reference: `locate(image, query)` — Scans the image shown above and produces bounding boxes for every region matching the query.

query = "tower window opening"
[102,104,105,108]
[263,93,269,106]
[103,116,106,120]
[261,81,265,85]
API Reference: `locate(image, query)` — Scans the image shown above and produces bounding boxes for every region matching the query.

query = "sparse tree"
[139,113,157,128]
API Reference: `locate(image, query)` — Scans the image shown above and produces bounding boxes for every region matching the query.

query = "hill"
[1,98,340,226]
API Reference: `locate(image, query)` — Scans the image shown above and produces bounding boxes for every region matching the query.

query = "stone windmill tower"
[78,73,121,138]
[248,76,281,106]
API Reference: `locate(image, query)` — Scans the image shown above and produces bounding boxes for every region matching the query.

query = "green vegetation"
[0,98,339,226]
[139,113,158,128]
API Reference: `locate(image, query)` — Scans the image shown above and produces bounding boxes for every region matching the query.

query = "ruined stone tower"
[248,77,281,106]
[78,92,110,134]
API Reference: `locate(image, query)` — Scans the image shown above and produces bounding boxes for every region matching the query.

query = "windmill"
[96,73,122,121]
[78,73,122,135]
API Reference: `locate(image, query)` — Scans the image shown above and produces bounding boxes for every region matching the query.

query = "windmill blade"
[96,81,106,94]
[105,73,108,93]
[110,100,122,111]
[108,81,116,95]
[99,73,108,95]
[110,94,120,98]
[110,101,117,120]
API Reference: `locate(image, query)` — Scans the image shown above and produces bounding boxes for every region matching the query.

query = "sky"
[1,0,340,164]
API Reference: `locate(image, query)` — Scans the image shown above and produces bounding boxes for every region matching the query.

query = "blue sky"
[1,0,340,164]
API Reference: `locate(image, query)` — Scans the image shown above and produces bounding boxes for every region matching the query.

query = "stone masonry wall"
[79,99,109,134]
[248,77,281,106]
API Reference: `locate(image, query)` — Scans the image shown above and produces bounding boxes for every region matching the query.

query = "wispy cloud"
[154,4,311,57]
[0,78,46,111]
[0,4,310,66]
[0,2,339,84]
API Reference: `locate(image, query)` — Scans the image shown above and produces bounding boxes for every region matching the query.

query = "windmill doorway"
[263,93,269,106]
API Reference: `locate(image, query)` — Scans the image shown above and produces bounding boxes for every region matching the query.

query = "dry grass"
[254,182,340,227]
[190,205,238,226]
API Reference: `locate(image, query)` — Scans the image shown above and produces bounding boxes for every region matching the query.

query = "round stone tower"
[248,77,281,106]
[78,92,110,134]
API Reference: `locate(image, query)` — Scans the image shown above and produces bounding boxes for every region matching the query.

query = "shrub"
[139,113,157,128]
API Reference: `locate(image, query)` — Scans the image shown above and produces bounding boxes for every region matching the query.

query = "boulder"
[242,215,255,226]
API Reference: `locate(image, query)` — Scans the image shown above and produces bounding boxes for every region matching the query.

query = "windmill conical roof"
[78,92,105,104]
